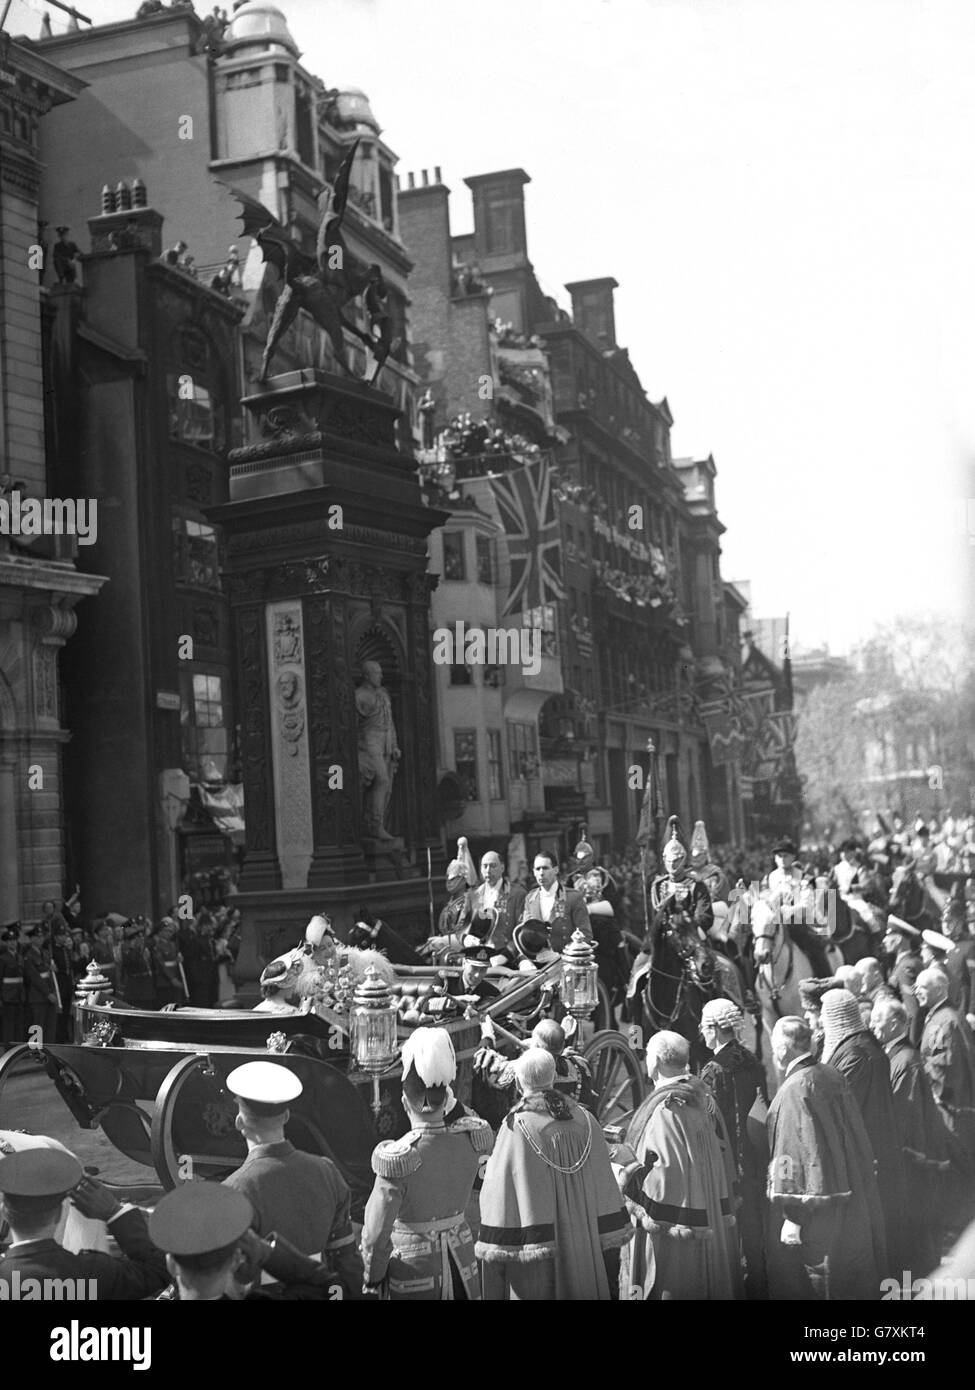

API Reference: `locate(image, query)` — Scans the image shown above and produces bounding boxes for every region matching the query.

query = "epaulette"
[449,1114,494,1154]
[371,1132,423,1179]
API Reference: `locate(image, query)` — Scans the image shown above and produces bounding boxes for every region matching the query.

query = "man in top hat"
[421,838,477,959]
[149,1182,336,1301]
[361,1027,494,1299]
[466,850,526,962]
[700,997,768,1298]
[764,838,833,979]
[0,1149,168,1299]
[0,925,24,1051]
[516,851,591,956]
[22,923,58,1042]
[915,966,975,1154]
[222,1060,363,1296]
[765,1016,886,1300]
[819,987,907,1275]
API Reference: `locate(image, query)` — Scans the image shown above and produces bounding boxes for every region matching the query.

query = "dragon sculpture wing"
[221,185,317,282]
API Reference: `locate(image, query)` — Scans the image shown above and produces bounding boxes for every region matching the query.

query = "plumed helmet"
[689,820,710,870]
[573,825,595,867]
[661,816,687,873]
[304,915,334,948]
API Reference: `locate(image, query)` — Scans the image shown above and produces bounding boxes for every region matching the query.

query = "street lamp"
[560,929,599,1019]
[351,965,399,1116]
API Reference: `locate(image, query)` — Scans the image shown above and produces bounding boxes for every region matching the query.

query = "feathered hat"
[446,836,477,888]
[400,1026,457,1113]
[661,815,687,872]
[304,915,334,949]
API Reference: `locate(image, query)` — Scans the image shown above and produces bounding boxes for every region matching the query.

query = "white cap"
[226,1061,303,1108]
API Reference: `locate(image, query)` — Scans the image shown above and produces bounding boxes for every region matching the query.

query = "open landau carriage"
[0,951,647,1217]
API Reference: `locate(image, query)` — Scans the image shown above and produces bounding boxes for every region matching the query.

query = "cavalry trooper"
[569,828,627,1007]
[360,1027,493,1299]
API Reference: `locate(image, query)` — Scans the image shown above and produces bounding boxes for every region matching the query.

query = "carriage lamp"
[351,965,400,1116]
[561,930,599,1019]
[75,960,114,1004]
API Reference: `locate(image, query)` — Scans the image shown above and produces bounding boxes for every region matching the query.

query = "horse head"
[660,910,716,990]
[749,895,783,966]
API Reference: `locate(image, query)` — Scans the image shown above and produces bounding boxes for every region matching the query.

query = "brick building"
[401,166,750,856]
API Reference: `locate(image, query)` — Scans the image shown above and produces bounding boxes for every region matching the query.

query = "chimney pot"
[421,169,429,187]
[101,183,116,215]
[116,180,133,212]
[131,177,147,209]
[408,171,416,190]
[434,165,442,184]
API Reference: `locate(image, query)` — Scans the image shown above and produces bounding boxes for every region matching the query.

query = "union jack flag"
[490,460,566,616]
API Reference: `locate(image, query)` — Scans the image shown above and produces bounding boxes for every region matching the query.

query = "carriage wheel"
[150,1054,213,1190]
[0,1043,38,1117]
[582,1031,645,1128]
[594,980,613,1032]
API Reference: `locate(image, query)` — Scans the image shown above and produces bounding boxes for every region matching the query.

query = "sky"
[12,0,975,654]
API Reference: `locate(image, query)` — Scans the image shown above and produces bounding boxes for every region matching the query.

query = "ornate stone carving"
[227,557,331,605]
[226,522,425,559]
[263,403,318,439]
[32,644,56,719]
[275,669,305,754]
[238,606,272,853]
[273,611,302,665]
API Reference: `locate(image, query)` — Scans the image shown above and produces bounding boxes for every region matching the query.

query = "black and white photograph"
[0,0,972,1355]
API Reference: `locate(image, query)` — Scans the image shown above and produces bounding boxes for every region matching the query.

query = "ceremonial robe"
[621,1074,741,1300]
[362,1115,493,1300]
[701,1040,769,1297]
[477,1090,631,1300]
[826,1029,907,1274]
[766,1058,886,1300]
[920,999,975,1153]
[887,1037,954,1271]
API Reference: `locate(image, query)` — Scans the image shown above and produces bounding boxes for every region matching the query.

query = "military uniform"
[23,939,58,1042]
[361,1114,494,1299]
[0,935,24,1049]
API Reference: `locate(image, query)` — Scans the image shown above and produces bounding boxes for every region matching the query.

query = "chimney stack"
[565,277,619,349]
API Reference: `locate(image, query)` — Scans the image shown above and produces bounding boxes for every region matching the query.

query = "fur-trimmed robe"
[621,1074,742,1300]
[766,1057,886,1300]
[476,1090,631,1300]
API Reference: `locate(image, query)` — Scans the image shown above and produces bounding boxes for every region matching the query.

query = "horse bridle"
[752,915,794,1007]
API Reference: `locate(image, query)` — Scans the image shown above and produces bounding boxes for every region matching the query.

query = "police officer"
[361,1027,493,1299]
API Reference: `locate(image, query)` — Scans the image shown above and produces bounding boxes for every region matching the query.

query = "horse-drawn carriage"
[0,955,646,1218]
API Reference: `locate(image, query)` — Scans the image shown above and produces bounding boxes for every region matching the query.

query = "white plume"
[400,1026,456,1088]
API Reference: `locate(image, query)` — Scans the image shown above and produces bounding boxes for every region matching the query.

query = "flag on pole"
[636,739,665,850]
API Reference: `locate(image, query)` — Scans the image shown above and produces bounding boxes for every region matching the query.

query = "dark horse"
[626,908,727,1068]
[888,862,937,935]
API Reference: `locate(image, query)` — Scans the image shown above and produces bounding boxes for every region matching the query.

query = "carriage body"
[0,963,646,1217]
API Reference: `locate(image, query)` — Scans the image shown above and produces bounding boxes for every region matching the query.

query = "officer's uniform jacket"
[361,1115,494,1300]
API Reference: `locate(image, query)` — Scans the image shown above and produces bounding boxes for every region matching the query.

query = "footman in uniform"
[361,1027,493,1299]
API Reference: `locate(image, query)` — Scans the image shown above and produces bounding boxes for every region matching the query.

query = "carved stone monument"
[208,368,447,986]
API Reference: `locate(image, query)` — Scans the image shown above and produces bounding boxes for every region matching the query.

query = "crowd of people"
[0,901,241,1049]
[3,805,975,1301]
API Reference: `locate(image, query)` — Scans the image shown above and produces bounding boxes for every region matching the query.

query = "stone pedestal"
[209,370,448,980]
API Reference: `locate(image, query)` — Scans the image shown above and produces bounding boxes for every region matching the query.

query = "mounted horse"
[625,817,752,1067]
[888,860,939,936]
